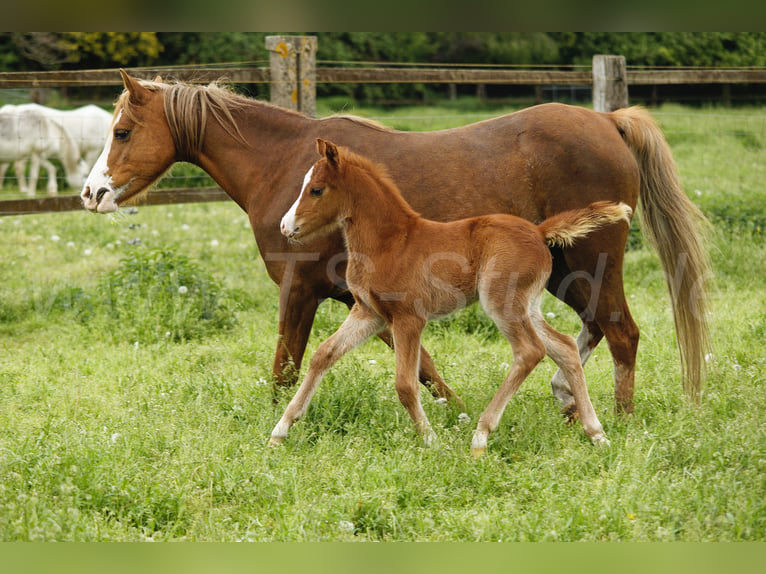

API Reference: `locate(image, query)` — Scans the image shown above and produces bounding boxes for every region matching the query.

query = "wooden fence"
[2,35,765,216]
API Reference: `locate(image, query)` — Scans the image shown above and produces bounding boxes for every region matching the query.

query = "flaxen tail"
[538,201,633,248]
[610,106,712,401]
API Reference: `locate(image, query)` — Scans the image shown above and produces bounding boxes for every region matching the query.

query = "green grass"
[0,101,765,541]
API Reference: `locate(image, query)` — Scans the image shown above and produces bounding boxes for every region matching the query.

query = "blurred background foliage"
[2,32,764,72]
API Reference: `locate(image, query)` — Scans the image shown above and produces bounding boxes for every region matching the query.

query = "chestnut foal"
[273,139,631,455]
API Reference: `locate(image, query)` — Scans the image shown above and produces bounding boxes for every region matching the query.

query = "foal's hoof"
[470,446,486,459]
[561,403,579,424]
[268,435,285,447]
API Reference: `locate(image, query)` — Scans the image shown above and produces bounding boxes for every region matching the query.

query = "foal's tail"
[610,106,712,401]
[538,201,633,249]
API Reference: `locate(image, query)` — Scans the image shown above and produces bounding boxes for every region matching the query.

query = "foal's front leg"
[391,318,437,446]
[269,303,385,445]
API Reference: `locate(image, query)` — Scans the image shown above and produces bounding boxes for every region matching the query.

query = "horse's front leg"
[40,157,58,196]
[269,304,385,445]
[19,158,34,194]
[272,281,321,390]
[391,317,436,446]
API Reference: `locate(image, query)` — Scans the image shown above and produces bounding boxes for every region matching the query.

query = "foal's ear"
[153,75,163,83]
[120,69,149,105]
[317,138,340,169]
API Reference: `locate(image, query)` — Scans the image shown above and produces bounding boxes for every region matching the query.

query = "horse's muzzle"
[81,185,118,213]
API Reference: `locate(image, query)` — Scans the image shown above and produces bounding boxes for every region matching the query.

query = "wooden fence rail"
[2,65,764,90]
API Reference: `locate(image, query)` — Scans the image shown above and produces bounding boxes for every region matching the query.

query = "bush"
[97,248,236,344]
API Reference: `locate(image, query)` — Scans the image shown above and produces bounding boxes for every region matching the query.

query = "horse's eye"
[114,129,131,141]
[310,187,323,197]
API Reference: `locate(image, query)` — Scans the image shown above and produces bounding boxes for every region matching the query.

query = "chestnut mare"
[81,71,710,414]
[275,139,632,452]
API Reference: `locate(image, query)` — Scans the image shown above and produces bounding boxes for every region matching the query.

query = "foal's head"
[281,139,350,242]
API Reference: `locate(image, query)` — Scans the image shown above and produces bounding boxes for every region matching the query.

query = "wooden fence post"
[592,55,628,112]
[265,35,317,117]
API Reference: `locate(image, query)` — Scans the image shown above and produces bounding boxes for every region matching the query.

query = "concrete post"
[265,35,317,117]
[593,55,628,112]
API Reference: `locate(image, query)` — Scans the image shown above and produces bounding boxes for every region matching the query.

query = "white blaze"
[81,110,121,213]
[280,166,313,236]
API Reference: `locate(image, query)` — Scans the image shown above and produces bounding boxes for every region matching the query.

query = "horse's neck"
[196,102,311,195]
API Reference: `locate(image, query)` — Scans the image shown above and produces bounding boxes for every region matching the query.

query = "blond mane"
[116,78,257,161]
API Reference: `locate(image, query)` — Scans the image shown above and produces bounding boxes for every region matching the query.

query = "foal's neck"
[342,169,420,253]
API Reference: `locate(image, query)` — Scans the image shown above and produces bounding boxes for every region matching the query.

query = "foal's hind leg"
[530,309,608,445]
[270,303,385,445]
[471,306,546,457]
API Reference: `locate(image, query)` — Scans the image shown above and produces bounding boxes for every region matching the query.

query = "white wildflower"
[338,520,355,533]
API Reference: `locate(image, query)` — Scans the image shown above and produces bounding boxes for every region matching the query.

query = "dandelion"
[368,359,377,365]
[435,397,448,406]
[178,286,188,294]
[83,248,92,256]
[66,241,75,248]
[110,433,120,444]
[705,353,715,362]
[210,239,219,247]
[458,412,471,424]
[733,363,742,372]
[546,312,556,319]
[51,235,60,242]
[181,224,190,231]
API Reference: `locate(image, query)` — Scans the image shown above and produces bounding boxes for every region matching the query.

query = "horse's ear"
[153,75,163,82]
[120,69,149,105]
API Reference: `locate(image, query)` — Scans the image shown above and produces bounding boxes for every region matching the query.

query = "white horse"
[0,105,86,195]
[18,103,113,170]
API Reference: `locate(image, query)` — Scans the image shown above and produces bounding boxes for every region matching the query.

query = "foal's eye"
[114,129,131,141]
[310,187,324,197]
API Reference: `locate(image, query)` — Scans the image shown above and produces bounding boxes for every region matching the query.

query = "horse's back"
[328,103,639,223]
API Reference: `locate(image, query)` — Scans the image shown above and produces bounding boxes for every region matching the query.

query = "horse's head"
[281,138,347,242]
[81,70,175,213]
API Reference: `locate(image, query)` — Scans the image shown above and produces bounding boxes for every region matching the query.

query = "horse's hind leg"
[549,234,639,414]
[531,307,608,445]
[270,303,385,445]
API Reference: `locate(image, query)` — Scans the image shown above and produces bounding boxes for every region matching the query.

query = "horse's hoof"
[471,447,486,459]
[268,435,285,447]
[591,433,610,447]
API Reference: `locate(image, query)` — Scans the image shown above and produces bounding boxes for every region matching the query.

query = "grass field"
[0,100,764,541]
